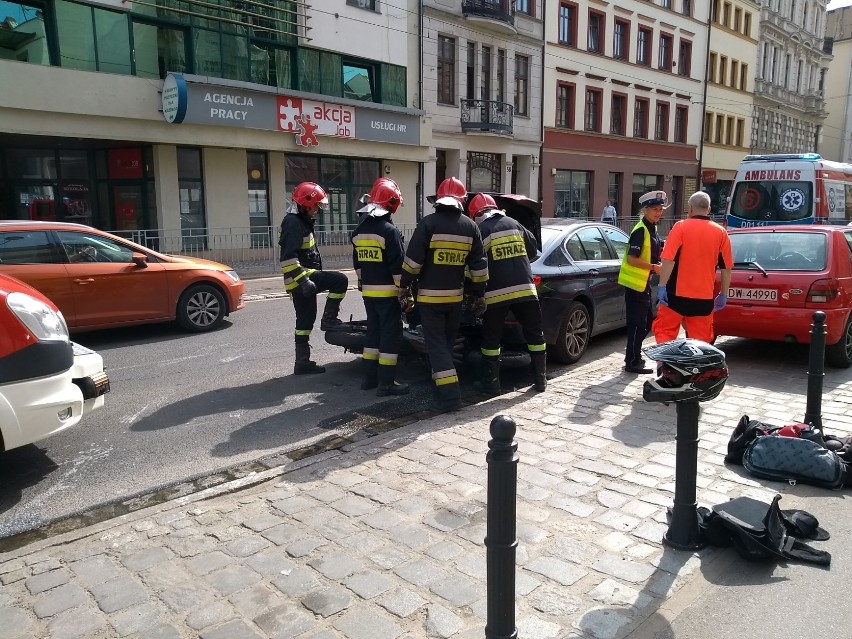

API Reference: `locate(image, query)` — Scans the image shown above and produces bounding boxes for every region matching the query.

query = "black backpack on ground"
[698,495,831,566]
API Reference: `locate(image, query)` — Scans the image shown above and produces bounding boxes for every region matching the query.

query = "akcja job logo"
[277,97,354,138]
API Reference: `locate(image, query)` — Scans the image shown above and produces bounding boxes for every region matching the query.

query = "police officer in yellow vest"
[618,191,665,373]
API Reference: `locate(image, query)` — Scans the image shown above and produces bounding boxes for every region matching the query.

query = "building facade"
[822,5,852,164]
[541,0,710,223]
[421,0,544,201]
[750,0,832,156]
[700,0,760,216]
[0,0,430,247]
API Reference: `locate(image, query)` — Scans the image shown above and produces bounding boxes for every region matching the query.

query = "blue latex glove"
[713,293,728,312]
[657,287,669,307]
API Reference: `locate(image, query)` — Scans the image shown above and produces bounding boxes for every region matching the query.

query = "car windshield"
[730,232,828,271]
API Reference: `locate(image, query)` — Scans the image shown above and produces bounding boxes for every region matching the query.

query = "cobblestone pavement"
[1,338,851,639]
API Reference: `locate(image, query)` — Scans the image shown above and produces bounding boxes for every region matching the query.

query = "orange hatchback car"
[0,222,245,333]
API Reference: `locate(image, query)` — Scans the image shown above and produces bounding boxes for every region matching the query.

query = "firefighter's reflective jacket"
[279,210,322,293]
[477,210,539,307]
[351,211,405,298]
[400,204,488,304]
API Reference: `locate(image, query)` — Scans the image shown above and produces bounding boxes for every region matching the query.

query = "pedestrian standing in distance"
[351,178,409,396]
[601,200,617,225]
[400,177,488,413]
[618,190,664,374]
[279,182,349,375]
[653,190,733,344]
[468,193,547,393]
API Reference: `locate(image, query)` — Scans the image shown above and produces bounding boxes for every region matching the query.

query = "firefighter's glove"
[297,276,317,297]
[713,293,727,312]
[399,288,415,313]
[469,295,487,317]
[657,287,669,307]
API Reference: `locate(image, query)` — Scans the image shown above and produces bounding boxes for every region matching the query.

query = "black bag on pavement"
[698,495,831,566]
[725,414,780,464]
[742,432,848,490]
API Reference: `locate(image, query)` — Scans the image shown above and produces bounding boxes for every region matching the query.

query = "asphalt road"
[0,283,825,541]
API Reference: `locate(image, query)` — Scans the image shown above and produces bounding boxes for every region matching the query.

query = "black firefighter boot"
[531,351,547,392]
[361,357,379,390]
[376,363,409,396]
[473,356,501,395]
[320,296,344,331]
[294,341,325,375]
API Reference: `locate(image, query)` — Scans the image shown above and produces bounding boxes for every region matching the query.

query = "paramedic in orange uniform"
[653,191,733,344]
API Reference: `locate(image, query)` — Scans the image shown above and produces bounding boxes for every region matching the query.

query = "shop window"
[554,170,590,218]
[247,152,269,246]
[343,61,375,102]
[632,174,660,213]
[177,148,206,248]
[8,148,56,179]
[0,1,50,65]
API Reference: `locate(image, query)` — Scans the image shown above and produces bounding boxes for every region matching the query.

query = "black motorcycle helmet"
[642,339,728,403]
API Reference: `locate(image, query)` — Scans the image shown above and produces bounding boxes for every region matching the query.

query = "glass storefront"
[554,170,591,218]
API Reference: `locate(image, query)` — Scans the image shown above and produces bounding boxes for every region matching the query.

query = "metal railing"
[112,224,418,279]
[460,99,514,134]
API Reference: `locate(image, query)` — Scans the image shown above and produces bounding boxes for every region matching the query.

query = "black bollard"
[663,401,707,551]
[804,311,826,433]
[485,415,519,639]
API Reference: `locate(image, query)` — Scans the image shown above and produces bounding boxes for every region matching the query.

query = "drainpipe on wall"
[417,0,425,222]
[696,3,713,188]
[538,0,546,206]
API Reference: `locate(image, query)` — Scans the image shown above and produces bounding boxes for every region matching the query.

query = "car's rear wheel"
[551,301,590,364]
[826,315,852,368]
[177,284,226,332]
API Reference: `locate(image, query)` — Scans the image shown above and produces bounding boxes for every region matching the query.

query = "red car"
[714,225,852,367]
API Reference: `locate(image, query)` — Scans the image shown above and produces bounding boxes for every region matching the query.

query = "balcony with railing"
[461,0,516,34]
[460,99,514,135]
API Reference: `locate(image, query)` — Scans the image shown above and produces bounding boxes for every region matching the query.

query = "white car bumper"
[0,343,109,451]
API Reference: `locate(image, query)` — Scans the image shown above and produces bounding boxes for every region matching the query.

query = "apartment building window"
[515,0,531,14]
[515,54,529,116]
[678,40,691,76]
[56,1,132,74]
[708,52,717,83]
[177,148,206,243]
[634,98,649,138]
[734,7,742,31]
[438,35,456,105]
[588,11,604,54]
[682,0,693,17]
[740,64,748,91]
[704,112,713,142]
[796,60,802,92]
[712,0,720,22]
[559,3,578,47]
[791,0,797,21]
[466,42,476,100]
[783,54,791,89]
[497,49,506,102]
[714,114,724,143]
[482,45,492,100]
[730,59,739,87]
[637,27,652,66]
[585,89,602,132]
[723,2,731,27]
[744,13,752,37]
[674,106,688,143]
[719,56,728,86]
[347,0,376,8]
[659,34,673,71]
[736,119,745,147]
[557,82,575,128]
[655,102,669,141]
[613,20,630,60]
[803,4,809,31]
[661,0,671,8]
[611,94,627,135]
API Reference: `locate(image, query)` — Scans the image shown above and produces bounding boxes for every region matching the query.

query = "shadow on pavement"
[0,446,59,517]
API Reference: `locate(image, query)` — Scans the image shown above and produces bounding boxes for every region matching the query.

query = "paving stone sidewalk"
[1,341,851,639]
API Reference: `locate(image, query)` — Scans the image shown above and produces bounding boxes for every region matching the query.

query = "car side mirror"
[131,253,148,268]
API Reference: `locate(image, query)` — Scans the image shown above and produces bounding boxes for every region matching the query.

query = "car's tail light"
[807,279,840,304]
[533,275,542,288]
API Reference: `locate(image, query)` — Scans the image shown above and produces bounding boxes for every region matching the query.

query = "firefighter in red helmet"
[351,178,409,395]
[400,177,488,412]
[468,193,547,393]
[279,181,349,375]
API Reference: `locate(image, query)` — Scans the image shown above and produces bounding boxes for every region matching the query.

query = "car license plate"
[728,287,777,301]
